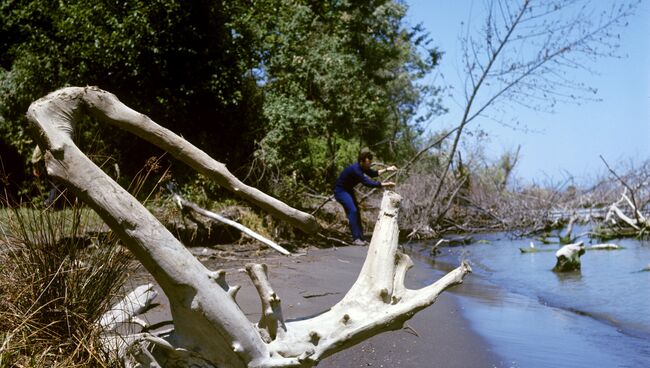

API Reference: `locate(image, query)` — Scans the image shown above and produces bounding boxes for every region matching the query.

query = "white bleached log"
[588,243,622,251]
[621,193,647,223]
[98,285,171,368]
[605,190,649,230]
[27,86,318,234]
[28,87,472,367]
[172,192,291,255]
[99,283,158,331]
[261,192,472,365]
[608,204,640,230]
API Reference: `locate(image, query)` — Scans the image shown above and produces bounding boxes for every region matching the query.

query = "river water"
[406,232,650,368]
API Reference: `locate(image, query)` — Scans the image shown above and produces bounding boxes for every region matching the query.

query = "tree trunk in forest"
[27,86,471,367]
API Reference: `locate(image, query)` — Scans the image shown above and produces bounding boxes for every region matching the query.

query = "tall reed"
[0,202,130,367]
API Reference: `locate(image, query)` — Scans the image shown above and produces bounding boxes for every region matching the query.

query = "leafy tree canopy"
[246,0,442,192]
[1,0,263,184]
[0,0,442,199]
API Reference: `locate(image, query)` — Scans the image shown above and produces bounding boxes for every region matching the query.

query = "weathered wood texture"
[29,87,471,367]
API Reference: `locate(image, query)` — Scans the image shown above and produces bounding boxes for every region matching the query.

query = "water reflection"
[552,270,583,282]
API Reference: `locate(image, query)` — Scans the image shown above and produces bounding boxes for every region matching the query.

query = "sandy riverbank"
[128,245,501,367]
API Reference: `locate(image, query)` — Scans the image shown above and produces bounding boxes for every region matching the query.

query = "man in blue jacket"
[334,148,397,245]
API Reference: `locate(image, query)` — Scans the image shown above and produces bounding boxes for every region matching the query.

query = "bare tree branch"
[427,0,638,224]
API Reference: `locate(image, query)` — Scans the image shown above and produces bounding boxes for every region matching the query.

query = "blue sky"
[406,0,650,186]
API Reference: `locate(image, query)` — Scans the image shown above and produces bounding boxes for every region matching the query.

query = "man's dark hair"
[357,147,374,162]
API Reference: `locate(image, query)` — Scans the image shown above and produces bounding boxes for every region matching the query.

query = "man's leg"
[353,195,364,238]
[334,189,364,240]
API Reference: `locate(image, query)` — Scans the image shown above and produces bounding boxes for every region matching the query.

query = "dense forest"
[0,0,442,201]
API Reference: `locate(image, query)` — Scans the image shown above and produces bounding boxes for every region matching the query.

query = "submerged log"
[640,264,650,272]
[519,241,554,253]
[519,247,555,254]
[553,241,585,272]
[588,243,623,251]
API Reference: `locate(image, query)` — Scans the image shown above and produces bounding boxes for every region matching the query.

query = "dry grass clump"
[0,203,130,368]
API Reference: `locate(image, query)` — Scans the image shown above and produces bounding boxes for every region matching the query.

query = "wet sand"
[132,245,501,367]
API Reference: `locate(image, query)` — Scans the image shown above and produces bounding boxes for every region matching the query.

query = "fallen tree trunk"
[27,87,472,367]
[605,190,649,230]
[597,190,650,239]
[171,190,291,256]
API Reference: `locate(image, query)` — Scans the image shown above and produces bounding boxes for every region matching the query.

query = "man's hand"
[379,165,398,175]
[381,181,396,188]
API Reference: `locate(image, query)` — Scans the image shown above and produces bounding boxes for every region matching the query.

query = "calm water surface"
[407,232,650,368]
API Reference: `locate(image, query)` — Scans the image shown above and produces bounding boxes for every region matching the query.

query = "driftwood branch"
[604,190,648,230]
[600,155,645,226]
[28,87,472,367]
[246,263,286,342]
[99,284,158,331]
[209,270,242,301]
[171,190,291,255]
[98,284,168,368]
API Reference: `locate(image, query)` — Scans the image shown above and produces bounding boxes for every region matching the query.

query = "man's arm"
[354,165,382,188]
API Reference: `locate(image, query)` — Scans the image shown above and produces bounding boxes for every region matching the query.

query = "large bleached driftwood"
[28,86,319,235]
[99,283,158,331]
[27,87,471,367]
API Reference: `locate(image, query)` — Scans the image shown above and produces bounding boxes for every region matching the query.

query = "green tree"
[1,0,443,201]
[0,0,265,195]
[244,0,442,193]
